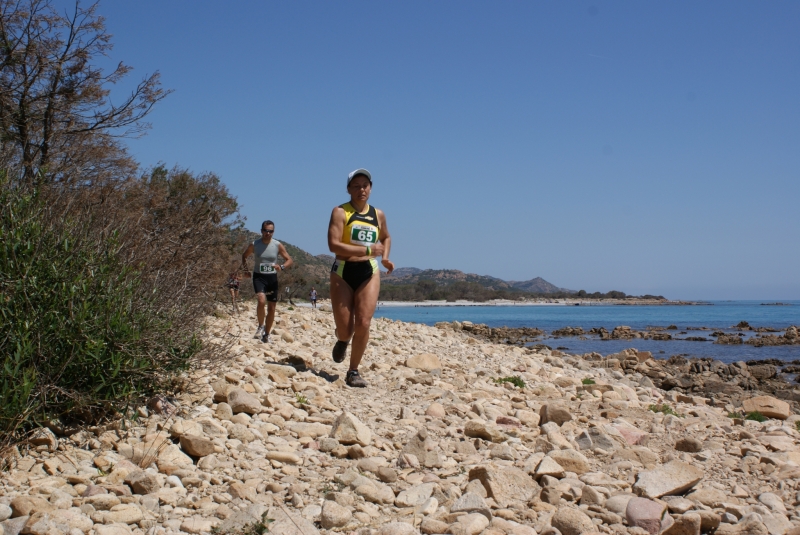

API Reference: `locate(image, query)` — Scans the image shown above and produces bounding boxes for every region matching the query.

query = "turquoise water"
[373,301,800,363]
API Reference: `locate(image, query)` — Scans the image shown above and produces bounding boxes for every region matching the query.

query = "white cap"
[347,168,372,186]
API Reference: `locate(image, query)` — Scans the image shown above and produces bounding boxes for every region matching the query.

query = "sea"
[372,300,800,364]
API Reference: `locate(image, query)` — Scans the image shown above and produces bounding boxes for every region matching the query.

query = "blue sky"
[92,1,799,300]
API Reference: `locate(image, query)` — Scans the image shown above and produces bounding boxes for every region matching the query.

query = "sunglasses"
[261,229,274,233]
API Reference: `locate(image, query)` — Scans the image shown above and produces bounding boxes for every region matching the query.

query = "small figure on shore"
[327,168,394,388]
[310,287,318,308]
[240,220,293,343]
[226,270,241,314]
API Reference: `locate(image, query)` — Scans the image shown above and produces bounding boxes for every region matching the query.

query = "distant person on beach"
[241,220,293,343]
[227,271,241,314]
[310,287,318,308]
[327,168,394,388]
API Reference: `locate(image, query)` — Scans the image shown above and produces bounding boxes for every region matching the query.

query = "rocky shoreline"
[455,322,800,400]
[456,322,800,347]
[1,302,800,535]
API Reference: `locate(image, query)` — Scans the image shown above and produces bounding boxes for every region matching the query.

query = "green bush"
[745,411,766,422]
[0,181,202,443]
[493,376,525,388]
[581,378,596,385]
[648,404,683,418]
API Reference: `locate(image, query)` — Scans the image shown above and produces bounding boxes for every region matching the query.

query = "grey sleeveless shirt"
[253,239,280,275]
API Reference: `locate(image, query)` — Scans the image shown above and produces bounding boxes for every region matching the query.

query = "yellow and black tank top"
[340,202,380,247]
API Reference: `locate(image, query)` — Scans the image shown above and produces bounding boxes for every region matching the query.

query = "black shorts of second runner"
[331,259,378,291]
[253,273,278,302]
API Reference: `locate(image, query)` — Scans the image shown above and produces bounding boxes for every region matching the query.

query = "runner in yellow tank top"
[327,169,394,388]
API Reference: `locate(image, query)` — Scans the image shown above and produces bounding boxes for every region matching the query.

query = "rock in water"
[633,460,703,498]
[330,411,372,446]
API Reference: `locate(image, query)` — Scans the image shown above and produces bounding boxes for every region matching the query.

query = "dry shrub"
[0,165,245,449]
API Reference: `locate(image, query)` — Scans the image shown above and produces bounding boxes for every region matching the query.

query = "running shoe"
[261,331,270,344]
[253,325,264,339]
[345,370,367,388]
[332,340,348,363]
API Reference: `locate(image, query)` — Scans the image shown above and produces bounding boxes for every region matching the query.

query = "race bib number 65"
[350,225,377,246]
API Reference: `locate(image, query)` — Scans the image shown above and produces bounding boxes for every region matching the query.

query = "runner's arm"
[276,243,294,270]
[327,206,382,257]
[241,243,254,271]
[377,209,394,274]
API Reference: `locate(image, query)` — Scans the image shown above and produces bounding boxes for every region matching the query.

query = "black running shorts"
[331,259,378,291]
[253,273,278,302]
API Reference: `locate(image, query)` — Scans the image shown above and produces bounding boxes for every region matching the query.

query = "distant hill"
[239,237,605,302]
[390,267,422,277]
[383,268,574,295]
[508,276,575,294]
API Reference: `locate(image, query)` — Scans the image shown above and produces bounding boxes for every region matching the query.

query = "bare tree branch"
[0,0,171,183]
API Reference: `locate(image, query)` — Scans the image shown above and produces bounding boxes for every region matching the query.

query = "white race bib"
[350,224,378,246]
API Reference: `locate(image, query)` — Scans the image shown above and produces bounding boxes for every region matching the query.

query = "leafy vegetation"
[0,2,244,450]
[745,411,766,422]
[648,404,683,417]
[376,270,665,302]
[581,378,596,385]
[493,376,526,388]
[380,280,530,302]
[0,171,241,445]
